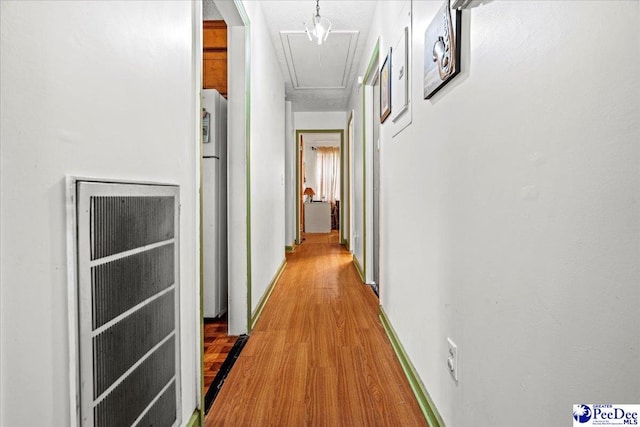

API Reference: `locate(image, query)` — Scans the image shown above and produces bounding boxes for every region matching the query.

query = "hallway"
[206,235,427,426]
[2,2,639,426]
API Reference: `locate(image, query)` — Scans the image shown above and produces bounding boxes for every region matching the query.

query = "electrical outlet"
[447,337,458,381]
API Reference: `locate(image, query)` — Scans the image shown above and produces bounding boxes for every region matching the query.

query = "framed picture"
[392,26,409,122]
[423,0,461,99]
[380,48,392,123]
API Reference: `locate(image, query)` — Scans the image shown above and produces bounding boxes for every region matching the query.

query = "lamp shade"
[303,187,316,197]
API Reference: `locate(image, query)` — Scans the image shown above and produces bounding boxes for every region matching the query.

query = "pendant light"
[304,0,332,45]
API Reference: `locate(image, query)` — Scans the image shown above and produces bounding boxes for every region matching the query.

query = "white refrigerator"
[202,89,228,318]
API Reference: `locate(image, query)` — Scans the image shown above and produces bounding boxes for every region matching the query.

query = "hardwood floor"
[301,230,340,245]
[203,315,237,396]
[206,236,427,426]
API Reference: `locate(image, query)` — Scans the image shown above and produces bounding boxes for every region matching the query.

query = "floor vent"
[74,181,181,427]
[204,334,249,414]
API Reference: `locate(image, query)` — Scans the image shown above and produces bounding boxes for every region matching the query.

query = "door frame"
[360,38,380,286]
[295,129,345,245]
[371,70,381,296]
[197,0,251,423]
[344,112,354,249]
[210,0,251,334]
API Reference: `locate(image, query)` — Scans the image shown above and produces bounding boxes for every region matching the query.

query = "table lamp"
[303,187,315,202]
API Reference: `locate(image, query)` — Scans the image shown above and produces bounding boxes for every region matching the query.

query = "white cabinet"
[304,202,331,233]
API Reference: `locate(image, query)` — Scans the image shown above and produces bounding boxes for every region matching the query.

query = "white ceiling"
[280,31,359,89]
[258,1,378,112]
[203,0,377,112]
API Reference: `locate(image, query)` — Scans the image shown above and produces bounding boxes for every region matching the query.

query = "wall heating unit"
[71,180,181,427]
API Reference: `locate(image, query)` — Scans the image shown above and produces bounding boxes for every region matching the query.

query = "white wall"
[348,1,640,426]
[294,111,347,131]
[347,67,371,273]
[223,7,250,336]
[243,1,286,315]
[0,1,200,426]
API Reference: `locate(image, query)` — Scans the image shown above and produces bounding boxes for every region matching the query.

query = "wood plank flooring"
[206,234,427,426]
[203,315,237,396]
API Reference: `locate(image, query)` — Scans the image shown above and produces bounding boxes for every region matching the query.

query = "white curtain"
[315,146,340,203]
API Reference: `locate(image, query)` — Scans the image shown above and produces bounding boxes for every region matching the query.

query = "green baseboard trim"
[185,408,202,427]
[285,245,295,253]
[352,255,365,283]
[250,258,287,330]
[379,306,445,427]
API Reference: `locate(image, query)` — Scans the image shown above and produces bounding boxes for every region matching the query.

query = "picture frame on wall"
[423,0,462,99]
[380,48,392,123]
[391,26,409,122]
[390,0,413,138]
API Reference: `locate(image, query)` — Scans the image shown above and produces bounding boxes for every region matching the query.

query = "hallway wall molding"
[379,306,444,427]
[185,409,202,427]
[250,258,287,331]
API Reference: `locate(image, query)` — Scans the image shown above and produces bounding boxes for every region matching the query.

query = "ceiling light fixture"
[304,0,332,46]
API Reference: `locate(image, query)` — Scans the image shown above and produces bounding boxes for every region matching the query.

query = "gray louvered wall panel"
[91,244,175,329]
[76,182,180,427]
[94,336,175,427]
[134,381,177,427]
[90,196,175,260]
[93,290,175,398]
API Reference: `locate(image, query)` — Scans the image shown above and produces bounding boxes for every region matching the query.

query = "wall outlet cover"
[447,337,458,381]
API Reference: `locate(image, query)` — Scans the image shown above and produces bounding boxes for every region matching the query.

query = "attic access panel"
[280,31,359,89]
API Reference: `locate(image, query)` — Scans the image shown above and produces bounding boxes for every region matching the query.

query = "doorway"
[295,129,345,245]
[199,0,251,419]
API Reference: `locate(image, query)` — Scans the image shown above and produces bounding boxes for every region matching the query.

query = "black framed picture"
[423,0,461,99]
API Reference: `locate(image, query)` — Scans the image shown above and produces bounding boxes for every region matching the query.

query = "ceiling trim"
[280,30,359,90]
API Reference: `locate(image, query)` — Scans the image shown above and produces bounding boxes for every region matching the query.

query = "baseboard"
[250,258,287,330]
[379,306,445,427]
[285,245,295,252]
[352,255,365,283]
[184,408,202,427]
